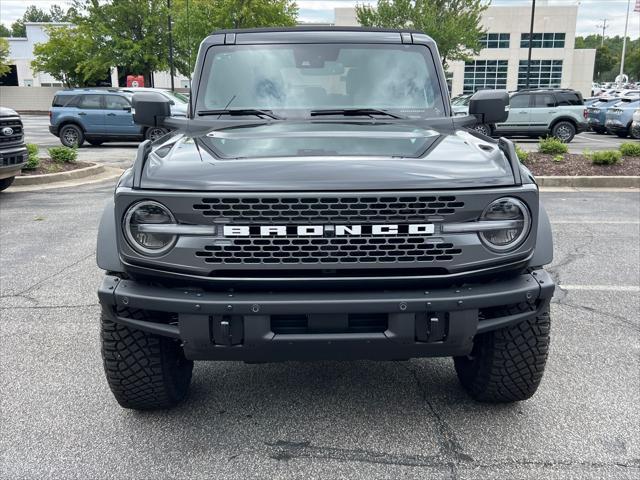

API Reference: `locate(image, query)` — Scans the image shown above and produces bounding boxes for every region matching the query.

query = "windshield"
[196,43,446,118]
[164,90,188,104]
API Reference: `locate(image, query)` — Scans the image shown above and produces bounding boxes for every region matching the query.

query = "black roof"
[210,26,425,35]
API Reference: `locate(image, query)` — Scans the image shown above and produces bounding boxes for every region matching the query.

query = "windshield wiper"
[310,108,406,119]
[197,109,283,120]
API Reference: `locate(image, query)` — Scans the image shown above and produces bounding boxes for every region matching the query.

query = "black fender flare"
[96,198,124,272]
[529,200,553,268]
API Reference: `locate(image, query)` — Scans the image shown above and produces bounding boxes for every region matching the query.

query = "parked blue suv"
[49,89,183,147]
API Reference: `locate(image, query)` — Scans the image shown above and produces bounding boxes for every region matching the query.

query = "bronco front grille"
[196,237,462,265]
[193,195,464,223]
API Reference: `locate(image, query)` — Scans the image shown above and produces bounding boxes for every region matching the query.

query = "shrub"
[553,154,564,163]
[25,143,40,169]
[619,142,640,157]
[48,146,77,164]
[538,137,568,155]
[514,144,529,163]
[588,150,622,165]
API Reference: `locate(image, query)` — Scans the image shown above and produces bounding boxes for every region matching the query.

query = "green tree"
[31,26,105,87]
[171,0,298,77]
[0,37,11,77]
[356,0,488,67]
[9,4,73,37]
[594,45,617,80]
[575,35,640,82]
[0,24,11,37]
[72,0,170,86]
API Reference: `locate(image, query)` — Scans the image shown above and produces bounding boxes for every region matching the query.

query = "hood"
[0,107,19,117]
[139,121,515,191]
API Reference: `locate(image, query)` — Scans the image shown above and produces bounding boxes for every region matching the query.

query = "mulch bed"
[524,153,640,176]
[19,159,93,176]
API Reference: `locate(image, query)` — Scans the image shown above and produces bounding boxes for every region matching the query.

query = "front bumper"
[0,145,28,180]
[98,269,555,361]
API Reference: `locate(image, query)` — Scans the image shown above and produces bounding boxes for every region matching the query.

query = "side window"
[77,94,103,109]
[533,94,556,108]
[510,94,530,109]
[556,92,582,106]
[105,95,131,110]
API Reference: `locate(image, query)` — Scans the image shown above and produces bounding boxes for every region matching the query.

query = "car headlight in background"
[478,197,531,252]
[123,201,177,256]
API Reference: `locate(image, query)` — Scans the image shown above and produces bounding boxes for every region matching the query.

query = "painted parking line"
[551,221,640,224]
[559,284,640,292]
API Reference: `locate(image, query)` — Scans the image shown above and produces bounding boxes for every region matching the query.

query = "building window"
[463,60,508,94]
[480,33,510,49]
[520,33,565,48]
[517,60,563,89]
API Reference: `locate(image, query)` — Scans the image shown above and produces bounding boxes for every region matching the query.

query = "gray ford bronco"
[97,28,555,410]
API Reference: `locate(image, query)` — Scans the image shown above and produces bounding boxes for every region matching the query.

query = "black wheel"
[454,303,550,403]
[145,127,168,142]
[472,123,492,136]
[101,307,193,410]
[551,121,576,143]
[59,124,85,147]
[88,139,104,146]
[631,124,640,140]
[0,176,15,192]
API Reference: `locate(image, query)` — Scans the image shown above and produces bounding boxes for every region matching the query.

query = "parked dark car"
[0,106,27,191]
[49,89,183,147]
[587,97,625,134]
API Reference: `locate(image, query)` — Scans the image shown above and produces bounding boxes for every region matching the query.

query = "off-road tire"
[0,176,15,192]
[631,125,640,140]
[454,303,550,403]
[59,124,85,147]
[101,307,193,410]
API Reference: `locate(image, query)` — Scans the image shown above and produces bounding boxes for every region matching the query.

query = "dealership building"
[335,3,596,98]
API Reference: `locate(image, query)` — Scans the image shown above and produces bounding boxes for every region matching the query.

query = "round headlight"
[479,197,531,252]
[123,201,177,256]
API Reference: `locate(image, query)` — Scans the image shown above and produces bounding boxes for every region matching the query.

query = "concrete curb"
[537,176,640,188]
[15,164,105,186]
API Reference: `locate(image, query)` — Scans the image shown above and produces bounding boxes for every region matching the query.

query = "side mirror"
[132,92,171,127]
[468,90,509,124]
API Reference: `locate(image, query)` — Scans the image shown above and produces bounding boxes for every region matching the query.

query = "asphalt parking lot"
[1,176,638,478]
[21,114,635,161]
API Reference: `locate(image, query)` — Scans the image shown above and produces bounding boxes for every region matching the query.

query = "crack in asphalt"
[0,251,96,301]
[264,439,640,472]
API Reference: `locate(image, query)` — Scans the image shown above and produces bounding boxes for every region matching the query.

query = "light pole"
[167,0,175,92]
[618,0,631,87]
[525,0,536,89]
[596,18,608,47]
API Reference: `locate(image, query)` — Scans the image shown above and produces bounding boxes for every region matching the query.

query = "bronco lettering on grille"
[222,224,435,237]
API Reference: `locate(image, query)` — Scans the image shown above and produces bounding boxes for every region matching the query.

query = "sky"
[0,0,638,38]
